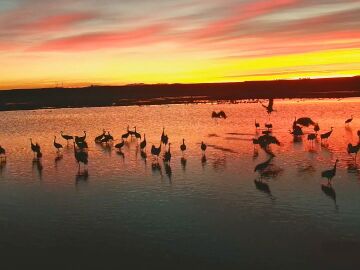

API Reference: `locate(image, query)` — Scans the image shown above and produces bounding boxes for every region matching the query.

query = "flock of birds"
[0,99,359,197]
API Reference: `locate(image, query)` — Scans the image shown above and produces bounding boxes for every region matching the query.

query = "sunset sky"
[0,0,359,89]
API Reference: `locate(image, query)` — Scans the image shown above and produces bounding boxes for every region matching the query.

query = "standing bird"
[345,115,353,125]
[140,134,147,150]
[321,159,339,183]
[307,133,317,145]
[357,129,360,141]
[75,131,86,143]
[30,138,41,158]
[115,139,125,151]
[163,143,171,162]
[255,120,260,129]
[95,129,106,143]
[53,136,63,153]
[201,141,207,152]
[261,98,275,114]
[151,142,162,159]
[161,128,168,145]
[134,127,141,141]
[122,126,130,140]
[296,117,315,127]
[0,145,6,161]
[314,123,320,134]
[320,127,333,142]
[347,142,360,160]
[180,139,186,153]
[73,142,88,173]
[61,131,73,144]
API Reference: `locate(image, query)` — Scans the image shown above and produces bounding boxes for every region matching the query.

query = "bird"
[218,110,227,119]
[73,142,88,173]
[163,143,171,162]
[314,123,320,134]
[75,140,88,150]
[257,134,280,149]
[161,128,168,145]
[321,159,339,183]
[30,138,41,157]
[347,142,360,160]
[357,130,360,140]
[201,141,207,152]
[95,129,106,143]
[254,156,273,173]
[320,127,333,142]
[61,131,73,144]
[296,117,315,127]
[255,119,260,129]
[151,142,162,159]
[75,131,86,143]
[134,127,141,140]
[122,126,130,140]
[307,133,317,145]
[0,145,6,161]
[140,134,147,150]
[290,125,304,136]
[345,115,353,125]
[261,98,275,114]
[53,136,63,153]
[265,123,273,129]
[115,139,125,151]
[180,139,186,153]
[212,111,227,119]
[101,132,114,144]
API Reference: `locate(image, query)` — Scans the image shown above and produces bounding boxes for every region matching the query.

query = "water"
[0,99,359,269]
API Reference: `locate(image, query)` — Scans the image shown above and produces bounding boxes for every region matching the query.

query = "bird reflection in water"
[75,170,89,185]
[321,184,338,210]
[212,156,226,172]
[201,154,207,168]
[181,157,187,171]
[0,160,6,176]
[152,162,163,177]
[347,160,359,175]
[32,158,43,180]
[116,150,125,161]
[164,162,172,182]
[254,179,275,200]
[54,154,63,169]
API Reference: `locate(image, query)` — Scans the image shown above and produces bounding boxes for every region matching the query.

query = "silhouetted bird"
[161,128,169,145]
[75,131,86,143]
[95,129,106,143]
[122,126,130,140]
[320,127,333,142]
[357,130,360,140]
[30,138,41,158]
[345,115,353,125]
[134,127,141,140]
[261,99,275,114]
[314,123,320,134]
[73,142,88,172]
[163,143,171,162]
[53,136,63,152]
[257,134,280,149]
[290,125,304,136]
[151,142,162,159]
[307,133,317,144]
[347,142,360,160]
[212,111,227,119]
[321,159,339,183]
[254,156,273,173]
[61,131,73,143]
[75,140,88,150]
[265,123,273,129]
[201,141,207,152]
[255,120,260,129]
[0,145,6,161]
[115,139,125,151]
[180,139,187,153]
[296,117,315,127]
[140,134,147,150]
[101,132,114,144]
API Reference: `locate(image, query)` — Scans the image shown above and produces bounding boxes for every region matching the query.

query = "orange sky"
[0,0,359,89]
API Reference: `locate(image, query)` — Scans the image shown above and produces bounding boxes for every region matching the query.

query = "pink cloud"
[189,0,299,40]
[30,24,169,51]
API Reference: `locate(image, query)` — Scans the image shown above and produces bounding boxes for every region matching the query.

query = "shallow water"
[0,98,360,269]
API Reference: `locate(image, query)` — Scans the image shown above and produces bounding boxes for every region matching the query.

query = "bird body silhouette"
[0,145,6,161]
[133,127,141,140]
[161,128,168,145]
[75,131,86,143]
[163,143,171,162]
[296,117,315,127]
[140,134,147,150]
[320,127,333,141]
[255,120,260,129]
[180,139,186,153]
[345,115,353,125]
[201,141,207,152]
[307,133,317,143]
[61,131,73,143]
[73,142,88,172]
[321,159,339,182]
[115,139,125,151]
[95,129,106,143]
[151,143,162,158]
[122,126,130,140]
[212,111,227,119]
[30,138,41,158]
[347,142,360,159]
[53,136,63,152]
[314,123,320,133]
[261,99,275,114]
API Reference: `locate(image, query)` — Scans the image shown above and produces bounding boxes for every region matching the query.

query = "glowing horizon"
[0,0,360,90]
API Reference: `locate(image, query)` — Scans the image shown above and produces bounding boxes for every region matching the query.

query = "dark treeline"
[0,76,359,111]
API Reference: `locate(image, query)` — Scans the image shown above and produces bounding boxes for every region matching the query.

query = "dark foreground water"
[0,98,359,269]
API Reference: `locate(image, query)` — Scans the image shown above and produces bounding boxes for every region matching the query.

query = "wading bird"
[163,143,171,162]
[140,134,147,150]
[296,117,315,127]
[180,139,186,153]
[73,142,88,173]
[95,129,106,143]
[255,120,260,129]
[321,159,339,183]
[75,131,86,143]
[0,145,6,161]
[347,142,360,160]
[134,127,141,140]
[115,139,125,151]
[161,128,168,145]
[201,141,207,153]
[53,136,63,153]
[345,115,353,125]
[261,98,275,114]
[30,138,42,158]
[320,127,333,142]
[151,142,162,159]
[314,123,320,134]
[122,126,130,140]
[61,131,73,144]
[307,133,317,145]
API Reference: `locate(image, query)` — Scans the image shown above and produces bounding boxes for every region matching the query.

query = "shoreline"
[0,76,359,112]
